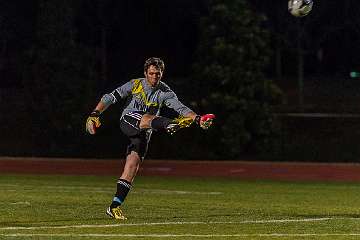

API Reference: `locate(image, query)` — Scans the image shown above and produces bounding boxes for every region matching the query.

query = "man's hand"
[86,110,101,135]
[196,114,216,130]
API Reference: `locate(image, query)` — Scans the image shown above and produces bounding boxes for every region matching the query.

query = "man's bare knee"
[140,114,156,129]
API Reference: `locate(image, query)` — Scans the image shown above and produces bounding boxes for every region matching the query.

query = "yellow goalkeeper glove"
[86,110,101,135]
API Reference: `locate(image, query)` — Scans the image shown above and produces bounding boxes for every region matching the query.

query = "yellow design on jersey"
[132,79,158,107]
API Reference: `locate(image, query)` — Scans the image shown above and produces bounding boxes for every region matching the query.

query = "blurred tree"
[193,0,282,158]
[22,0,97,155]
[0,1,35,87]
[251,0,312,106]
[0,4,8,74]
[253,0,360,107]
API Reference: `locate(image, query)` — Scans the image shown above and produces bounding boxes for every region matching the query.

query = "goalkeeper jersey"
[104,78,193,118]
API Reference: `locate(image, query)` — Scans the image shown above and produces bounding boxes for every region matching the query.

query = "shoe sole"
[106,207,127,220]
[167,118,193,134]
[106,207,115,218]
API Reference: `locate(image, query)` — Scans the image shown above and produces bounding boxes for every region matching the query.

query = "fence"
[276,113,360,162]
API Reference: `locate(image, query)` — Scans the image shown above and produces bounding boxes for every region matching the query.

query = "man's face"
[145,65,163,87]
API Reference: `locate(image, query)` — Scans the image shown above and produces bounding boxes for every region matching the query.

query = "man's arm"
[93,100,109,114]
[86,80,133,134]
[184,111,197,120]
[96,80,134,113]
[163,91,215,130]
[163,91,194,116]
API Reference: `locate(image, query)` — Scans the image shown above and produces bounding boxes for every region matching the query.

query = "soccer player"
[86,57,215,220]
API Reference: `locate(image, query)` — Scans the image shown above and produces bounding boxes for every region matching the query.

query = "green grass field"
[1,174,360,239]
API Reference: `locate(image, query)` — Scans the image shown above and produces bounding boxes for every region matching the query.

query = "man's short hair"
[144,57,165,72]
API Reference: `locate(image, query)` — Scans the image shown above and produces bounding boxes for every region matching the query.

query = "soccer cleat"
[166,116,194,135]
[106,206,127,220]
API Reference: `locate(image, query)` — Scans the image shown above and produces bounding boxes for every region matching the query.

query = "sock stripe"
[113,196,123,204]
[117,179,132,189]
[111,179,132,208]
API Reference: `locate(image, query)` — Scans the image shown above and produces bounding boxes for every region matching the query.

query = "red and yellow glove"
[86,110,101,135]
[196,114,216,130]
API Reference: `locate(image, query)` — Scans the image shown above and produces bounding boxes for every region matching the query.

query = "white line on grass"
[2,233,360,238]
[133,189,223,195]
[3,186,222,195]
[10,202,30,206]
[0,184,19,187]
[0,217,332,230]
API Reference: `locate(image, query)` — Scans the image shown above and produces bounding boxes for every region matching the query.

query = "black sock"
[110,179,132,208]
[150,117,172,130]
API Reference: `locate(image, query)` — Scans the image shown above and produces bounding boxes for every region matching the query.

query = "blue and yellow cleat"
[166,116,194,135]
[106,206,127,220]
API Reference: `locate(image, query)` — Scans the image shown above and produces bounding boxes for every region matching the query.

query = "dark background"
[1,0,360,161]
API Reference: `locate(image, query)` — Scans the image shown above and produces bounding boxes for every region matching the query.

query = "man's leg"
[141,113,194,134]
[106,151,140,220]
[139,114,157,129]
[113,150,141,206]
[107,115,149,220]
[120,151,141,182]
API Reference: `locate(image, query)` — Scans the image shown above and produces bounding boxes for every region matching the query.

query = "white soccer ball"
[288,0,313,17]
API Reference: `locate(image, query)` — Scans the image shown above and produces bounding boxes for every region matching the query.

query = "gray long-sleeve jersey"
[101,78,193,118]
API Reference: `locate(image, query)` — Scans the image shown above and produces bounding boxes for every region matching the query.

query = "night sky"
[1,1,360,96]
[1,0,206,88]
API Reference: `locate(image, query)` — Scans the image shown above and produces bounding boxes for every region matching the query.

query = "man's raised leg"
[141,113,194,134]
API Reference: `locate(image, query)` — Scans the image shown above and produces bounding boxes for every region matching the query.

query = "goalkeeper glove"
[86,110,101,135]
[195,113,216,130]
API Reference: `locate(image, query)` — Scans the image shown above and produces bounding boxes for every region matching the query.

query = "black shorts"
[120,111,152,160]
